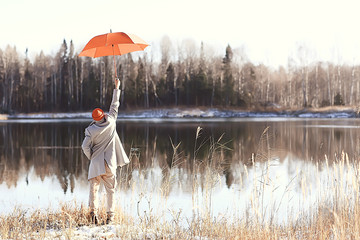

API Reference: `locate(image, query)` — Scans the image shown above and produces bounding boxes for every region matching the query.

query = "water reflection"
[0,118,360,202]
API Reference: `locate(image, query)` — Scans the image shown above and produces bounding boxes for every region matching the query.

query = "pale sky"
[1,0,360,67]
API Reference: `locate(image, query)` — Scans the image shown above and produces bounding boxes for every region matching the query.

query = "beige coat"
[82,89,130,180]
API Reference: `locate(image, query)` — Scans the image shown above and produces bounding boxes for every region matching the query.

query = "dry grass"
[2,159,360,239]
[2,128,360,239]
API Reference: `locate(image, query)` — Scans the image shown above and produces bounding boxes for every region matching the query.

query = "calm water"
[1,118,360,222]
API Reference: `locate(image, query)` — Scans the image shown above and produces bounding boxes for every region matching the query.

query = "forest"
[0,36,359,113]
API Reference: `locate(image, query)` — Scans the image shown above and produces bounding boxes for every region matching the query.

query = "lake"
[1,118,360,224]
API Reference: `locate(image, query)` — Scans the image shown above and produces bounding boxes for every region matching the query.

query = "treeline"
[1,37,359,113]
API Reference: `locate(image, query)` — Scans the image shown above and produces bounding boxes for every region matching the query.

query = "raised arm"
[108,78,121,119]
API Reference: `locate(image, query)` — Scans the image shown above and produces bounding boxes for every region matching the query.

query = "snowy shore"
[3,107,360,120]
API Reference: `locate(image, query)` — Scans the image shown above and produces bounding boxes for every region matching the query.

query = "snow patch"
[5,108,359,120]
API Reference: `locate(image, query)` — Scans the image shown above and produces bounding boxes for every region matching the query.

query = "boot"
[106,212,114,224]
[90,211,98,225]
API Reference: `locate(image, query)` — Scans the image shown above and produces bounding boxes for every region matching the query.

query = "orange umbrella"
[79,32,149,78]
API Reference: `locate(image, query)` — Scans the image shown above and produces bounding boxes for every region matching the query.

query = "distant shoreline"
[1,106,360,120]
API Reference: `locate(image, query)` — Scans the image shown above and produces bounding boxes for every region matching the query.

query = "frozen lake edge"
[2,107,360,120]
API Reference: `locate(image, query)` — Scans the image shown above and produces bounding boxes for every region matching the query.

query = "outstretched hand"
[115,78,120,89]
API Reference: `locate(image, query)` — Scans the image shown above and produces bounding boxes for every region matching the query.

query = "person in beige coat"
[82,78,129,224]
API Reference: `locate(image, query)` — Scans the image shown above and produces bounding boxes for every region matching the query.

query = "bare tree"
[179,38,197,105]
[350,65,356,105]
[160,35,173,78]
[296,44,312,107]
[3,46,20,113]
[233,46,247,105]
[143,53,150,108]
[286,56,296,107]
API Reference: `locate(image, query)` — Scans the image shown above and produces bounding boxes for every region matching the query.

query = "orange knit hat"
[92,108,104,121]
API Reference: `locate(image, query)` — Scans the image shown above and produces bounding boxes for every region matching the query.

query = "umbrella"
[79,31,149,78]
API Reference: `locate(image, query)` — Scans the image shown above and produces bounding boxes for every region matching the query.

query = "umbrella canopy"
[79,32,149,77]
[79,32,149,58]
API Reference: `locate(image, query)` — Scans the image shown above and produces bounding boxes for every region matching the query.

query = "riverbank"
[2,106,360,120]
[1,198,358,240]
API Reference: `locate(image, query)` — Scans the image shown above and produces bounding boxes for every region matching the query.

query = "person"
[81,77,130,225]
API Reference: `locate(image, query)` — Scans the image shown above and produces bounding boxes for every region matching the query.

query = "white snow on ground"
[40,224,121,240]
[36,224,183,240]
[51,225,122,240]
[4,108,359,120]
[38,224,208,240]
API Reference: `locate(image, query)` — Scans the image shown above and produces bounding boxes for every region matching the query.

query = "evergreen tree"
[135,58,146,107]
[56,39,69,110]
[0,49,4,113]
[334,92,344,105]
[222,44,234,106]
[165,62,175,105]
[22,48,33,112]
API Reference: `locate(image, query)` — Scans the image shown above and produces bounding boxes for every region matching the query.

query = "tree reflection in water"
[1,119,360,196]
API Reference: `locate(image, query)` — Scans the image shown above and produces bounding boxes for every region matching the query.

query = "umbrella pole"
[112,45,118,79]
[113,54,117,79]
